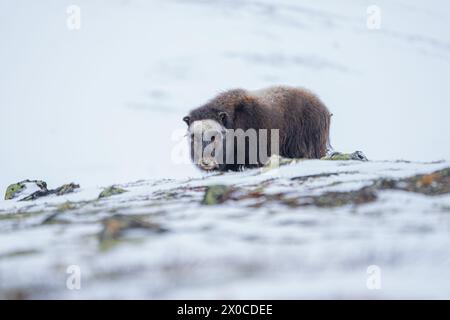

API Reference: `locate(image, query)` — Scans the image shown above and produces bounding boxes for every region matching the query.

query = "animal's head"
[183,90,258,171]
[183,105,231,171]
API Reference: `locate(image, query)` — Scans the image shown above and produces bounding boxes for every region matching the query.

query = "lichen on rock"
[376,167,450,195]
[54,183,80,196]
[262,151,368,172]
[4,180,79,201]
[99,214,167,250]
[98,186,128,199]
[4,183,26,200]
[4,180,48,200]
[322,151,368,161]
[202,185,235,205]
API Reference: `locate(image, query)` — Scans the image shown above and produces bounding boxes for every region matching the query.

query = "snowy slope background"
[1,0,450,300]
[1,159,450,299]
[1,0,450,192]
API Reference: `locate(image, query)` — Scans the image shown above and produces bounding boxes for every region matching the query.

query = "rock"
[56,201,77,212]
[4,183,26,200]
[201,182,379,208]
[21,183,79,201]
[376,167,450,195]
[4,180,80,201]
[262,151,368,171]
[4,180,48,200]
[99,215,167,250]
[308,186,378,207]
[54,183,80,196]
[351,151,369,161]
[322,151,368,161]
[98,186,128,199]
[202,185,235,205]
[291,172,345,181]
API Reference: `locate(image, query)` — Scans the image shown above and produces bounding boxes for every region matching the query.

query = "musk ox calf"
[183,86,332,171]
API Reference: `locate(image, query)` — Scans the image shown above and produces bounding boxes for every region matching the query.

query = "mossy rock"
[4,180,47,200]
[99,215,167,250]
[375,167,450,195]
[322,151,368,161]
[202,185,234,205]
[98,186,128,199]
[55,183,80,196]
[5,183,26,200]
[56,201,77,212]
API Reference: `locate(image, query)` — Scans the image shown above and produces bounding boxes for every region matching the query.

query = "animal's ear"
[218,112,229,126]
[183,116,190,125]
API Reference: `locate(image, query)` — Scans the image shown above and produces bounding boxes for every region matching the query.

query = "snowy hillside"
[1,159,450,298]
[1,0,450,299]
[1,0,450,192]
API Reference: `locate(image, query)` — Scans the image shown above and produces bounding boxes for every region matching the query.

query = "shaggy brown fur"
[184,86,332,171]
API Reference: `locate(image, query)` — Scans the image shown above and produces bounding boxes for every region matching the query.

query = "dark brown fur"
[184,86,331,170]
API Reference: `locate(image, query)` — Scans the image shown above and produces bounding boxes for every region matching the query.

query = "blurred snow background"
[1,0,450,192]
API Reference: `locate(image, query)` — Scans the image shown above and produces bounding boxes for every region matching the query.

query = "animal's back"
[250,86,331,158]
[184,85,332,171]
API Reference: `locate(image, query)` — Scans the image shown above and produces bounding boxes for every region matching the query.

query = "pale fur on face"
[188,119,226,170]
[188,119,225,136]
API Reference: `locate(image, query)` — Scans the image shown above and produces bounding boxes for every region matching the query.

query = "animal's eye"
[211,136,216,142]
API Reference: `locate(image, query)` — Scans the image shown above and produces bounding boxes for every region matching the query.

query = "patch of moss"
[56,201,76,212]
[376,167,450,195]
[311,186,377,207]
[55,183,80,196]
[322,151,368,161]
[98,215,167,250]
[0,210,44,221]
[98,186,128,199]
[322,153,352,161]
[202,185,235,205]
[5,183,26,200]
[291,171,357,182]
[0,249,40,260]
[5,180,80,201]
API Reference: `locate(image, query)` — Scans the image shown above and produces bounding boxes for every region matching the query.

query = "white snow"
[1,160,450,298]
[1,0,450,193]
[1,0,450,299]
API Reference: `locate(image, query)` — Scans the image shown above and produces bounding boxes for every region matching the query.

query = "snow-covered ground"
[1,0,450,192]
[1,159,450,299]
[1,0,450,299]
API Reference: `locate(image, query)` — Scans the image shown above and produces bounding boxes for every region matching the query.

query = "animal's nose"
[199,157,218,169]
[201,158,213,166]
